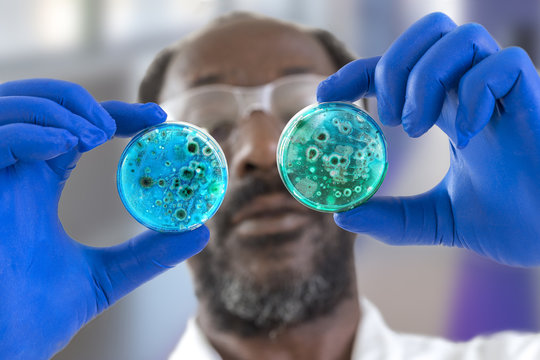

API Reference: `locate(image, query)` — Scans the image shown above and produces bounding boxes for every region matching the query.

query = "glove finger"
[86,225,209,310]
[316,56,379,102]
[334,188,458,247]
[0,123,77,169]
[44,101,167,180]
[0,96,107,152]
[0,78,116,139]
[402,23,499,139]
[100,101,167,138]
[45,150,82,181]
[375,12,457,126]
[456,47,540,148]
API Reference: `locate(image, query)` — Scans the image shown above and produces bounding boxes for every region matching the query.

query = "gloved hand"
[0,79,209,359]
[317,12,540,267]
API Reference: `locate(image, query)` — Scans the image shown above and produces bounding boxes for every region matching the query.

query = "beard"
[188,173,356,336]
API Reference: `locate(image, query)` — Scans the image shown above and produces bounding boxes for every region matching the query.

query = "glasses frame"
[160,73,328,124]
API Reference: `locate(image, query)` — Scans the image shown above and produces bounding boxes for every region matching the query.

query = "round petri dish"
[277,102,387,212]
[117,122,228,232]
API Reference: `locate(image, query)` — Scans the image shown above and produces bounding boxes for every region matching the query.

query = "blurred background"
[1,0,540,359]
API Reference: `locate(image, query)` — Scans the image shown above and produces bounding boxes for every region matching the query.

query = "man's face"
[160,18,356,333]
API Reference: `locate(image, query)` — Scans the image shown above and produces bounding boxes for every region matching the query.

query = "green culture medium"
[277,102,387,212]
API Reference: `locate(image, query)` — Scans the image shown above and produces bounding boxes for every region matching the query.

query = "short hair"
[138,12,357,103]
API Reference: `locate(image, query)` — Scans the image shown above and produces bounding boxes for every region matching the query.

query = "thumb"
[335,189,454,247]
[87,225,209,311]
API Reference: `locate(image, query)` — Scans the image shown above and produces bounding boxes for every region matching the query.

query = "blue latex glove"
[317,12,540,267]
[0,79,209,359]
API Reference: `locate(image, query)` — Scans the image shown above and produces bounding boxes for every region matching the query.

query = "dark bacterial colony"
[117,123,227,232]
[277,102,387,212]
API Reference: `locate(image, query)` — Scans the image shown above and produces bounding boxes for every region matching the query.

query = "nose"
[230,111,281,178]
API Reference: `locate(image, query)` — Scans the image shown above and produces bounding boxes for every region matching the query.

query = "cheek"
[222,143,233,167]
[219,135,238,171]
[203,214,226,245]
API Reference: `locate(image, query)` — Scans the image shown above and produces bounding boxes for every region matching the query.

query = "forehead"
[160,19,336,101]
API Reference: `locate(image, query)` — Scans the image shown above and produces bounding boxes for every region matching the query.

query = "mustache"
[226,175,290,213]
[211,175,291,238]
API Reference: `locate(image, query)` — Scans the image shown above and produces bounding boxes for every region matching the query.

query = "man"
[3,10,540,360]
[140,12,361,359]
[138,12,540,360]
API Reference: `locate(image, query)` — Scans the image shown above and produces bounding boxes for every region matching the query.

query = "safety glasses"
[160,73,327,141]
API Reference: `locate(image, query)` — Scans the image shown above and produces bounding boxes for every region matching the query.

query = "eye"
[209,121,235,142]
[277,104,309,123]
[282,112,297,122]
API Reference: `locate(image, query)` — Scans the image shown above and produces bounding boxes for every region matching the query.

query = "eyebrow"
[190,74,223,87]
[280,66,313,76]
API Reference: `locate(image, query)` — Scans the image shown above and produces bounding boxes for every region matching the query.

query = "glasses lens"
[164,88,239,142]
[271,75,323,122]
[162,75,326,141]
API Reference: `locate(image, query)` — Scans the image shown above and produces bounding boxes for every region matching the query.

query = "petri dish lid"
[277,101,387,213]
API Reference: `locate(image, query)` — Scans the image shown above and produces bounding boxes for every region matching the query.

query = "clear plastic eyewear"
[160,73,327,141]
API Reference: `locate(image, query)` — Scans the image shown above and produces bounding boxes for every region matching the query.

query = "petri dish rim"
[277,101,388,213]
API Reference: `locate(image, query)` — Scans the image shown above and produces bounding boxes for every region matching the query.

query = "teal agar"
[117,123,228,232]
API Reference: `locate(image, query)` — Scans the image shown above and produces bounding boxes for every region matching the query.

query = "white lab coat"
[169,298,540,360]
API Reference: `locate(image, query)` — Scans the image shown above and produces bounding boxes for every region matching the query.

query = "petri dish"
[277,101,387,212]
[117,122,228,232]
